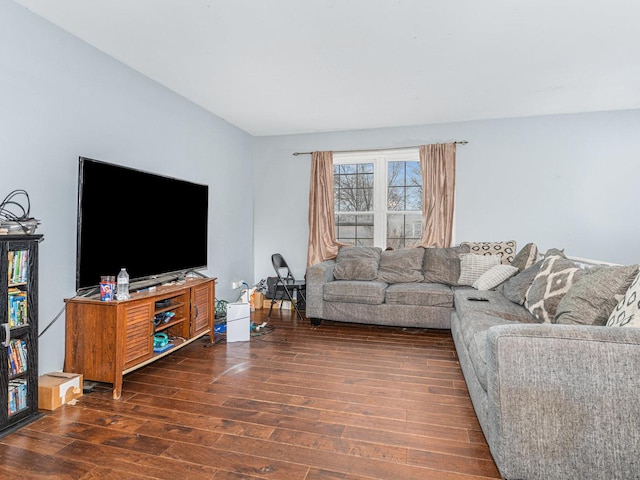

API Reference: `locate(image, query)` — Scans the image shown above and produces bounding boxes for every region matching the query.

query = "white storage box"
[226,302,250,342]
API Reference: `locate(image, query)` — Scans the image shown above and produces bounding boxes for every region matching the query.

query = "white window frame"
[334,148,421,248]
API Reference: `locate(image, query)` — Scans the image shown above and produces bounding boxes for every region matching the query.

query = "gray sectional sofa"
[306,243,640,479]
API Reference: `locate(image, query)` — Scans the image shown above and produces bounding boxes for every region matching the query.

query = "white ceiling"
[13,0,640,136]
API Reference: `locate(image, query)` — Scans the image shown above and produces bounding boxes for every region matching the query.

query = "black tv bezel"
[75,157,209,294]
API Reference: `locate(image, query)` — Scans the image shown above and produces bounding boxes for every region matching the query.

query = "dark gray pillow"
[422,245,470,285]
[555,264,639,325]
[376,248,425,283]
[510,243,539,271]
[498,260,543,305]
[333,246,382,281]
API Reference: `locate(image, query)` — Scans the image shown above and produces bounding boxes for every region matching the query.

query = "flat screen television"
[76,157,209,293]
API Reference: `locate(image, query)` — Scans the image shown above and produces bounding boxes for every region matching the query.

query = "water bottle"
[116,268,130,300]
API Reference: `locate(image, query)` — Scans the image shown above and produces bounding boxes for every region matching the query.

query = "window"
[333,149,422,249]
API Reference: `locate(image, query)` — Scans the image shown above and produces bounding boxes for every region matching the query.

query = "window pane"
[387,161,422,212]
[388,161,405,186]
[387,186,405,210]
[387,214,405,239]
[356,188,373,211]
[335,213,374,245]
[334,163,373,213]
[404,213,423,240]
[405,186,422,211]
[407,161,421,185]
[356,172,373,189]
[387,213,422,246]
[387,238,404,249]
[357,163,374,174]
[339,164,356,175]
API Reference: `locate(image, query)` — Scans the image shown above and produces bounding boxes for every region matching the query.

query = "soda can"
[100,275,116,301]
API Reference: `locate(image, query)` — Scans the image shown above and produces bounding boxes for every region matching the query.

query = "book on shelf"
[7,339,27,376]
[7,249,29,285]
[8,378,28,415]
[7,288,27,327]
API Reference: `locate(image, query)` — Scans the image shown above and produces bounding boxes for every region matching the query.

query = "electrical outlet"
[232,280,246,289]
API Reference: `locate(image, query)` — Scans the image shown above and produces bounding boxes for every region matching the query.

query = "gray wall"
[253,109,640,282]
[1,1,254,374]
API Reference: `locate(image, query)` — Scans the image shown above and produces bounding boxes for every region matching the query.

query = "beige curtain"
[307,151,345,266]
[420,143,456,248]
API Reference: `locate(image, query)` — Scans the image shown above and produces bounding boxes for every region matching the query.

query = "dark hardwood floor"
[0,307,501,479]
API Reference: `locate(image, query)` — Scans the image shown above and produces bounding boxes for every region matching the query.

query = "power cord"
[0,189,31,221]
[39,303,66,338]
[0,189,39,234]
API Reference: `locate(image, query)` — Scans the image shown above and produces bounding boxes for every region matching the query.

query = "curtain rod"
[292,140,468,156]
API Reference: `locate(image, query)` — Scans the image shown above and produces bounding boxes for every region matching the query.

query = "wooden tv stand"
[64,277,215,399]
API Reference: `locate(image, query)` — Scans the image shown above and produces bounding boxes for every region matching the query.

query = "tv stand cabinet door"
[191,279,214,340]
[123,301,154,370]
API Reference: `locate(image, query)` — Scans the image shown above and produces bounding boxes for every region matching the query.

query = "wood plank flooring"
[0,308,501,479]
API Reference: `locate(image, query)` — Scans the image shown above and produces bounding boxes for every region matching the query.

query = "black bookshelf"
[0,234,43,437]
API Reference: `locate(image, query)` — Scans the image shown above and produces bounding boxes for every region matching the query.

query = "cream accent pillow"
[607,271,640,328]
[458,253,501,286]
[461,240,517,264]
[473,264,519,291]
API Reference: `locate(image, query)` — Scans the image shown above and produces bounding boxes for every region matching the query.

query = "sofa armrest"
[486,323,640,480]
[305,259,336,319]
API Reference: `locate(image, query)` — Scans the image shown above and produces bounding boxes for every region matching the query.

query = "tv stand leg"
[113,377,123,400]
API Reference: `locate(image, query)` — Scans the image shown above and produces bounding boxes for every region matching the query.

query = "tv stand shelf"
[64,277,215,399]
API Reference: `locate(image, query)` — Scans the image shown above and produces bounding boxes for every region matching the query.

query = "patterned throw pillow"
[376,248,425,283]
[607,271,640,328]
[525,255,585,323]
[458,253,501,286]
[461,240,517,264]
[333,246,382,281]
[473,264,519,291]
[555,265,639,325]
[510,243,539,271]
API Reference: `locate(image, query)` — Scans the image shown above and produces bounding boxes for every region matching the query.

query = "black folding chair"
[268,253,306,322]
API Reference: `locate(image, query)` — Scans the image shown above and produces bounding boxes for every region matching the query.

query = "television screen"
[76,157,208,292]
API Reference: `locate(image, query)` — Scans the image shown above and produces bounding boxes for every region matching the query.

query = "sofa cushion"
[333,246,382,281]
[473,264,519,291]
[323,280,387,305]
[510,243,539,271]
[454,290,541,332]
[422,245,470,286]
[555,264,639,326]
[376,247,424,283]
[458,253,501,286]
[453,290,540,392]
[386,282,453,307]
[525,255,585,323]
[607,271,640,327]
[461,240,517,264]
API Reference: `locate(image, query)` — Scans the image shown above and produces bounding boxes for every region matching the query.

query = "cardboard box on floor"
[38,372,83,410]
